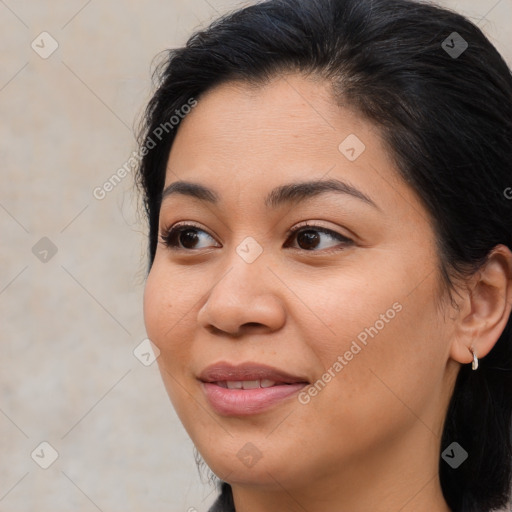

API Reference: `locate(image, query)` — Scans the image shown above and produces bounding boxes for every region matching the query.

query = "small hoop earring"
[471,348,478,371]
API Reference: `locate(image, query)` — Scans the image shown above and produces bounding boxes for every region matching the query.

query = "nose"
[196,253,286,338]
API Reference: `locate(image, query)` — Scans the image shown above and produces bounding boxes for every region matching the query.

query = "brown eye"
[285,224,353,252]
[160,224,219,251]
[159,222,353,253]
[296,229,321,250]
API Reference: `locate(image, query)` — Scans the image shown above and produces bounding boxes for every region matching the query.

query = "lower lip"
[201,382,308,416]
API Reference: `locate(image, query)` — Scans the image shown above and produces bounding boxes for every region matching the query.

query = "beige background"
[1,1,510,511]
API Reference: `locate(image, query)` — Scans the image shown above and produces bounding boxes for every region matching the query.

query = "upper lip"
[198,362,309,384]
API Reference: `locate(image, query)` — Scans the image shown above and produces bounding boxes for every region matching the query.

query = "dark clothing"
[208,482,235,512]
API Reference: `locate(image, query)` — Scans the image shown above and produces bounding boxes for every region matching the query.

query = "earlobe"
[449,244,512,367]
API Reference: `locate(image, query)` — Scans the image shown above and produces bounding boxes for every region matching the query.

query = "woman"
[136,0,512,510]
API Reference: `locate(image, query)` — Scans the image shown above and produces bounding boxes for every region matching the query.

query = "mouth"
[198,362,309,416]
[213,379,295,389]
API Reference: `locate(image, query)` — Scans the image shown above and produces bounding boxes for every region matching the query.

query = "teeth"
[242,380,260,389]
[219,379,278,389]
[226,381,243,389]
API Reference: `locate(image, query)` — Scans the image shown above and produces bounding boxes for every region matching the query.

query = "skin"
[143,73,512,512]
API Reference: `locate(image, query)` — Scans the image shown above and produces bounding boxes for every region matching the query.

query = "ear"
[450,244,512,366]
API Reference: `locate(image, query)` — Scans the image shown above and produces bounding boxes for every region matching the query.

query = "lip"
[198,362,309,384]
[198,362,309,416]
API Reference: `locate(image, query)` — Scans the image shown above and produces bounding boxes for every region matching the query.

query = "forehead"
[163,74,412,215]
[169,74,360,162]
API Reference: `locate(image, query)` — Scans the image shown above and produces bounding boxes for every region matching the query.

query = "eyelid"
[286,220,352,239]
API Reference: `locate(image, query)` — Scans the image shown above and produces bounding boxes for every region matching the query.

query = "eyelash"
[158,221,354,254]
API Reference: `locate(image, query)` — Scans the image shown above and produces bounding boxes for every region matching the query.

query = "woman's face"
[144,74,458,494]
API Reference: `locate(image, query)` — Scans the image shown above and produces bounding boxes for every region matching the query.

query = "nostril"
[243,322,264,329]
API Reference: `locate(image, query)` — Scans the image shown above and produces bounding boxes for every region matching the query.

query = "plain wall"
[1,1,511,511]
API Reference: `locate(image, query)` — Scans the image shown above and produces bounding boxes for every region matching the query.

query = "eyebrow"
[161,178,380,210]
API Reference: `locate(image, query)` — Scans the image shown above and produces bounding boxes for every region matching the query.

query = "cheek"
[302,266,407,364]
[302,261,446,409]
[143,266,167,349]
[309,277,447,437]
[143,263,191,365]
[143,265,201,418]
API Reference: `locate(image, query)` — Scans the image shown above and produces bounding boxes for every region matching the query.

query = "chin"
[205,453,290,488]
[195,432,318,490]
